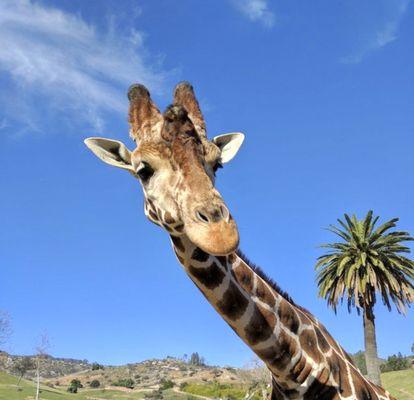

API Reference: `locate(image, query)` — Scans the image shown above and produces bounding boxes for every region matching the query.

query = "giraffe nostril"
[195,206,229,224]
[196,210,210,223]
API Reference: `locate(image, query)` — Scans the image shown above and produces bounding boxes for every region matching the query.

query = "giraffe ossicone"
[85,82,395,400]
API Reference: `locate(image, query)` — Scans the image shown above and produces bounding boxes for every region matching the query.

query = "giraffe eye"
[137,162,154,182]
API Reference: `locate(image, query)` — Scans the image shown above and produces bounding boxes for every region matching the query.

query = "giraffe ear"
[212,133,245,163]
[84,137,135,173]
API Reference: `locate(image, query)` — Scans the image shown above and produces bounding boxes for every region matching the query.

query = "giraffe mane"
[236,249,309,312]
[236,250,362,375]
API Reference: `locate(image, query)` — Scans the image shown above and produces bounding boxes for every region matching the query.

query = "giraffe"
[84,82,396,400]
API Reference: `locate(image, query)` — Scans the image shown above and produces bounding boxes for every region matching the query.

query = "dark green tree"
[316,211,414,385]
[67,378,83,393]
[380,353,409,372]
[189,352,205,366]
[90,380,100,388]
[91,362,104,371]
[351,351,367,375]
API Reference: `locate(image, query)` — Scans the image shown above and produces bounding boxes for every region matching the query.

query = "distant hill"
[47,357,244,389]
[0,351,245,389]
[0,351,90,379]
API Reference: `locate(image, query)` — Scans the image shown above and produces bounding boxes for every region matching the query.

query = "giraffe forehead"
[132,142,171,160]
[132,135,216,169]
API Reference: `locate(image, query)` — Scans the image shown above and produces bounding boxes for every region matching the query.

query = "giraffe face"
[85,83,244,256]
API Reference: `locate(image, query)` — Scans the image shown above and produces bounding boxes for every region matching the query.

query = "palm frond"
[315,211,414,314]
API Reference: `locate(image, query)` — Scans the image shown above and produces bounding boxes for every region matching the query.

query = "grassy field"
[381,369,414,400]
[1,369,413,400]
[182,382,261,400]
[0,371,195,400]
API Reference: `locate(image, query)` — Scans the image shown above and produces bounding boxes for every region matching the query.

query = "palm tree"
[315,211,414,386]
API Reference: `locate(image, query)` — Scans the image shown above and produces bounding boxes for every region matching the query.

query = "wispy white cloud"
[341,0,411,64]
[0,0,169,133]
[230,0,275,28]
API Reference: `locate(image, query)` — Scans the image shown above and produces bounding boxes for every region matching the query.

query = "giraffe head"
[85,82,244,255]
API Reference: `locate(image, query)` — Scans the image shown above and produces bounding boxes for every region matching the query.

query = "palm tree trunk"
[363,305,381,386]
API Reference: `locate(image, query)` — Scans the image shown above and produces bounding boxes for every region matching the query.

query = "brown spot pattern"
[283,388,300,399]
[170,235,185,252]
[217,280,249,320]
[278,299,299,334]
[244,304,274,345]
[255,278,276,308]
[233,263,254,293]
[259,330,298,372]
[352,370,379,400]
[174,224,184,232]
[163,211,175,224]
[299,329,322,364]
[270,383,286,400]
[303,377,338,400]
[192,247,210,262]
[327,354,352,397]
[188,262,225,289]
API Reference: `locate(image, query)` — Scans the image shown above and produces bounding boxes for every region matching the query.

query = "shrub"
[180,382,188,390]
[67,378,83,393]
[112,378,134,389]
[160,378,175,390]
[90,380,100,388]
[70,379,83,389]
[67,386,77,393]
[91,362,105,370]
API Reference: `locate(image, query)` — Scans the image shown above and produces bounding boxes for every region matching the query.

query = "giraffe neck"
[170,234,394,400]
[170,234,317,391]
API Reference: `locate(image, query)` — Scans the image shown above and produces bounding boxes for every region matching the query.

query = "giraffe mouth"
[185,217,239,256]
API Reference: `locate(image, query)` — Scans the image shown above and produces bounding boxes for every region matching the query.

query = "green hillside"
[0,371,194,400]
[1,369,413,400]
[381,369,414,400]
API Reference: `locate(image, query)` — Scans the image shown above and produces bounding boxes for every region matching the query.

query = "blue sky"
[1,0,413,367]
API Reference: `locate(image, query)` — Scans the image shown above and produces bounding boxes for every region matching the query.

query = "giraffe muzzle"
[185,206,239,256]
